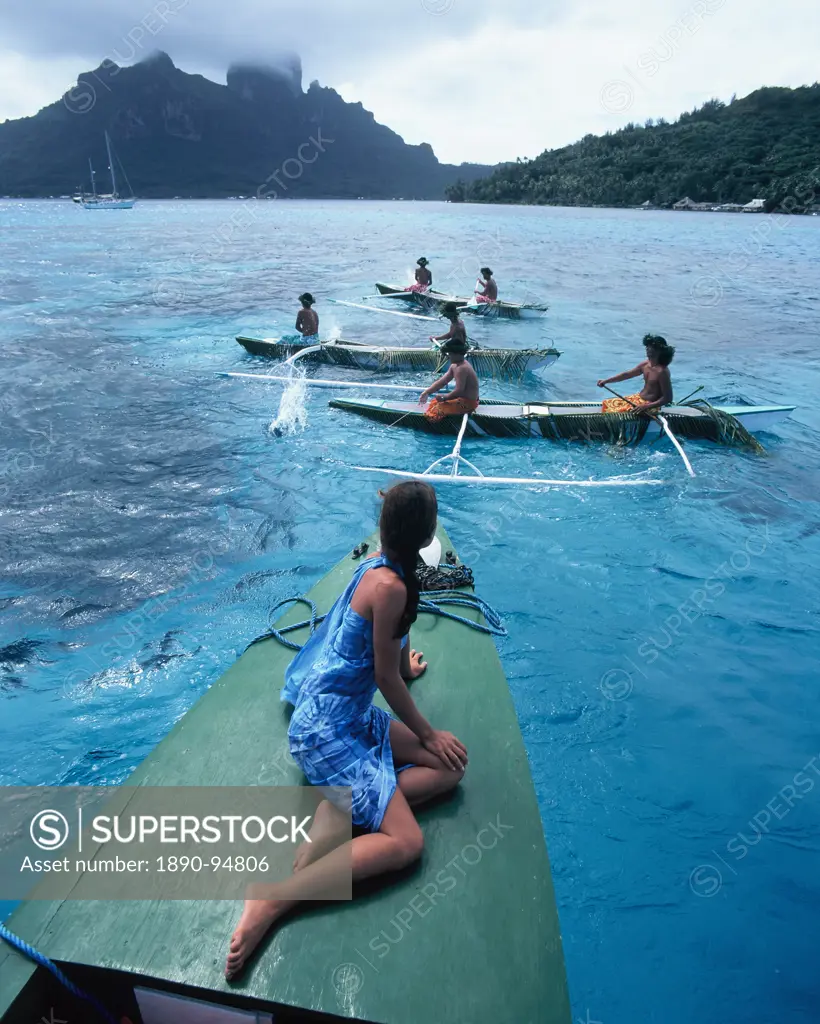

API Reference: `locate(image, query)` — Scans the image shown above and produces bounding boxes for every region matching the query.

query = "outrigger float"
[236,335,561,381]
[0,530,571,1024]
[374,284,549,320]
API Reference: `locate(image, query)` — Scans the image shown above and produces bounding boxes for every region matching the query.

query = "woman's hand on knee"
[422,729,467,772]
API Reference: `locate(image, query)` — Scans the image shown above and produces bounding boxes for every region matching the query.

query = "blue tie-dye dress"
[281,554,409,832]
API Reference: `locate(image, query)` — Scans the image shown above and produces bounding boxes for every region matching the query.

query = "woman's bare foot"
[225,899,289,980]
[293,798,348,872]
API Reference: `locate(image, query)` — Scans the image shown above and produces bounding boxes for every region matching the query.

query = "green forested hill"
[448,85,820,211]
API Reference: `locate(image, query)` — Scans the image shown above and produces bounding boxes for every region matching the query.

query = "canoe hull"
[462,301,547,320]
[330,397,796,442]
[375,283,548,320]
[0,530,570,1024]
[236,336,561,379]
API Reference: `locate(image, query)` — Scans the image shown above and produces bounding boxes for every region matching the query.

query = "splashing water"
[269,367,308,436]
[271,324,339,434]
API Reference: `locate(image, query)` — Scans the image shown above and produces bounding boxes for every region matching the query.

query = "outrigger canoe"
[0,529,570,1024]
[236,335,560,380]
[375,284,549,320]
[330,397,796,443]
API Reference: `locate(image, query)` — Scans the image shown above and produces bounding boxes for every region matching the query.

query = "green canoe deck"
[0,530,570,1024]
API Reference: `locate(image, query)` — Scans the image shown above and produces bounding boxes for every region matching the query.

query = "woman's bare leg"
[293,797,349,872]
[226,786,430,979]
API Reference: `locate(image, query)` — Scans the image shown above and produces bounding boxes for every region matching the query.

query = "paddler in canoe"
[429,299,468,351]
[597,333,675,414]
[475,266,498,304]
[226,481,468,980]
[295,292,319,339]
[420,303,480,421]
[408,256,432,294]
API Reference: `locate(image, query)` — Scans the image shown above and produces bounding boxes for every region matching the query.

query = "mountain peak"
[0,53,493,198]
[227,55,303,99]
[138,50,176,71]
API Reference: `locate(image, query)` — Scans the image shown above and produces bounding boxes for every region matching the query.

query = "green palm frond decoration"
[680,400,766,452]
[534,411,652,444]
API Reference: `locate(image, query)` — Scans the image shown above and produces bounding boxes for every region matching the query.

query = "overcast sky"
[1,0,818,164]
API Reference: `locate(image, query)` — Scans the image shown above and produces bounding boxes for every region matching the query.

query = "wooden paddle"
[675,385,705,406]
[645,385,704,447]
[601,385,696,477]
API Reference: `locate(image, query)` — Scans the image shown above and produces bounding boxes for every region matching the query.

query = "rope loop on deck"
[418,590,507,637]
[247,582,506,652]
[246,596,323,651]
[0,924,123,1024]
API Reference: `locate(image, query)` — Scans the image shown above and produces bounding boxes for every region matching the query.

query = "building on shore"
[673,197,713,211]
[673,196,767,213]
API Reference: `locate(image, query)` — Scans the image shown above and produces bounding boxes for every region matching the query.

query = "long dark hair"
[643,333,675,366]
[379,482,438,638]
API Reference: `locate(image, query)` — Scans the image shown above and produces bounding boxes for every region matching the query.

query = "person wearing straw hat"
[475,267,498,304]
[408,257,432,294]
[295,293,319,339]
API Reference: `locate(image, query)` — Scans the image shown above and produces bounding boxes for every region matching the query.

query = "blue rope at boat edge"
[248,584,507,652]
[0,923,124,1024]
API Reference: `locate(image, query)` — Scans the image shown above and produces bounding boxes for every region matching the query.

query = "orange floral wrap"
[424,397,480,422]
[602,393,643,413]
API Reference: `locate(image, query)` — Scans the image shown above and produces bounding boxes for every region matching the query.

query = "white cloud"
[339,0,820,163]
[0,51,83,123]
[0,0,818,162]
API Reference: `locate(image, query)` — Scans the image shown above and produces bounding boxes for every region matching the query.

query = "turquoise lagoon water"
[1,199,819,1023]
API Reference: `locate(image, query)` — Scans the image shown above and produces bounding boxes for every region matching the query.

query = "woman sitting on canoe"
[408,256,432,294]
[475,267,498,304]
[597,334,675,414]
[226,482,467,979]
[295,292,319,339]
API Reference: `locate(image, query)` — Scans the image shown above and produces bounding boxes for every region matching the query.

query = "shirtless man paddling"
[475,267,498,304]
[429,301,468,350]
[408,257,432,294]
[597,334,675,414]
[420,318,479,422]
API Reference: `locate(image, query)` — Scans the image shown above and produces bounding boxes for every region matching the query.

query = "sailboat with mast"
[80,131,136,209]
